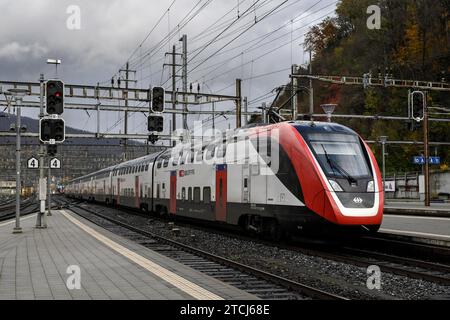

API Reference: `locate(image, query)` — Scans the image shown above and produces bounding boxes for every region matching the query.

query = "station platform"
[380,214,450,246]
[384,201,450,217]
[0,210,257,300]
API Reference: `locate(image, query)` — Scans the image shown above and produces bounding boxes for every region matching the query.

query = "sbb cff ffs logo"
[46,80,64,115]
[39,118,65,143]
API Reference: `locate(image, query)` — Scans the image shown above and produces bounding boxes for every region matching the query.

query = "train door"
[135,176,140,208]
[250,163,267,204]
[215,164,227,221]
[169,171,177,214]
[242,164,250,203]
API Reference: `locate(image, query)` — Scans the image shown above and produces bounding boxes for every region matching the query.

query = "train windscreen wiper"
[321,144,357,184]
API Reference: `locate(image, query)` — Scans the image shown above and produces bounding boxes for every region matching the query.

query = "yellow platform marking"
[60,210,223,300]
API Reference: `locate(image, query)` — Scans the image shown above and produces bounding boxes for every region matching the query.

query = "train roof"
[291,121,357,135]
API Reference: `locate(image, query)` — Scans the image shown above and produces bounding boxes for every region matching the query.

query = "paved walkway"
[380,214,450,241]
[0,210,257,300]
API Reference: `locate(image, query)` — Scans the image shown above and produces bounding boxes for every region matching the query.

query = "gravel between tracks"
[85,204,450,300]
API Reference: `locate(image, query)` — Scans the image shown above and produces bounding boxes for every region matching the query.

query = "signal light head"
[46,80,64,115]
[39,118,65,143]
[151,86,165,113]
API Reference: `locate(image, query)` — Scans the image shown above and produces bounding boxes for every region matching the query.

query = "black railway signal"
[151,86,165,112]
[46,80,64,114]
[47,144,57,156]
[148,114,164,132]
[39,118,65,143]
[411,91,425,122]
[148,134,159,144]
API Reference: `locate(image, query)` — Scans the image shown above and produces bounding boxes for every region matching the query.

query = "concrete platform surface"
[380,214,450,245]
[0,210,257,300]
[384,201,450,217]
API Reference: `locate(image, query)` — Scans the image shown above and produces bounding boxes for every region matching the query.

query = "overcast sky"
[0,0,338,138]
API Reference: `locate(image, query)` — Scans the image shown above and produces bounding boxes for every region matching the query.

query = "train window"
[182,187,186,201]
[217,143,226,158]
[196,148,204,162]
[180,153,186,165]
[190,150,195,163]
[205,145,215,160]
[203,187,211,204]
[193,187,200,203]
[145,164,149,171]
[188,187,192,202]
[172,157,178,166]
[163,159,168,168]
[157,160,162,169]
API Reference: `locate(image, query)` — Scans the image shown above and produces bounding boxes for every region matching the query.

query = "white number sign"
[27,157,39,169]
[50,158,61,169]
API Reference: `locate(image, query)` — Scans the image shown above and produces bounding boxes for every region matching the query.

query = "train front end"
[284,122,384,233]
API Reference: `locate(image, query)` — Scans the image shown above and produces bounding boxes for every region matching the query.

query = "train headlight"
[367,180,375,192]
[328,180,343,192]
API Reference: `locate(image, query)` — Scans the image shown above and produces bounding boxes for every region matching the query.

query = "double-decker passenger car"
[66,121,384,237]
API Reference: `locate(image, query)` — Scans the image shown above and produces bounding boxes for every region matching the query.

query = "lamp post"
[47,58,61,77]
[379,136,388,204]
[8,88,30,234]
[321,104,337,122]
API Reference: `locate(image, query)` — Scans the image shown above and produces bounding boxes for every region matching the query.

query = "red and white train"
[65,121,384,237]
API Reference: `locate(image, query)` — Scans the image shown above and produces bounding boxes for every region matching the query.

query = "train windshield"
[306,133,371,179]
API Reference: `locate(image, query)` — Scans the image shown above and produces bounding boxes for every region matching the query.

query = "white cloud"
[0,41,48,60]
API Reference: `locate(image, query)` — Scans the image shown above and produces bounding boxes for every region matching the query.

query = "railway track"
[60,196,450,290]
[0,198,39,222]
[65,200,348,300]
